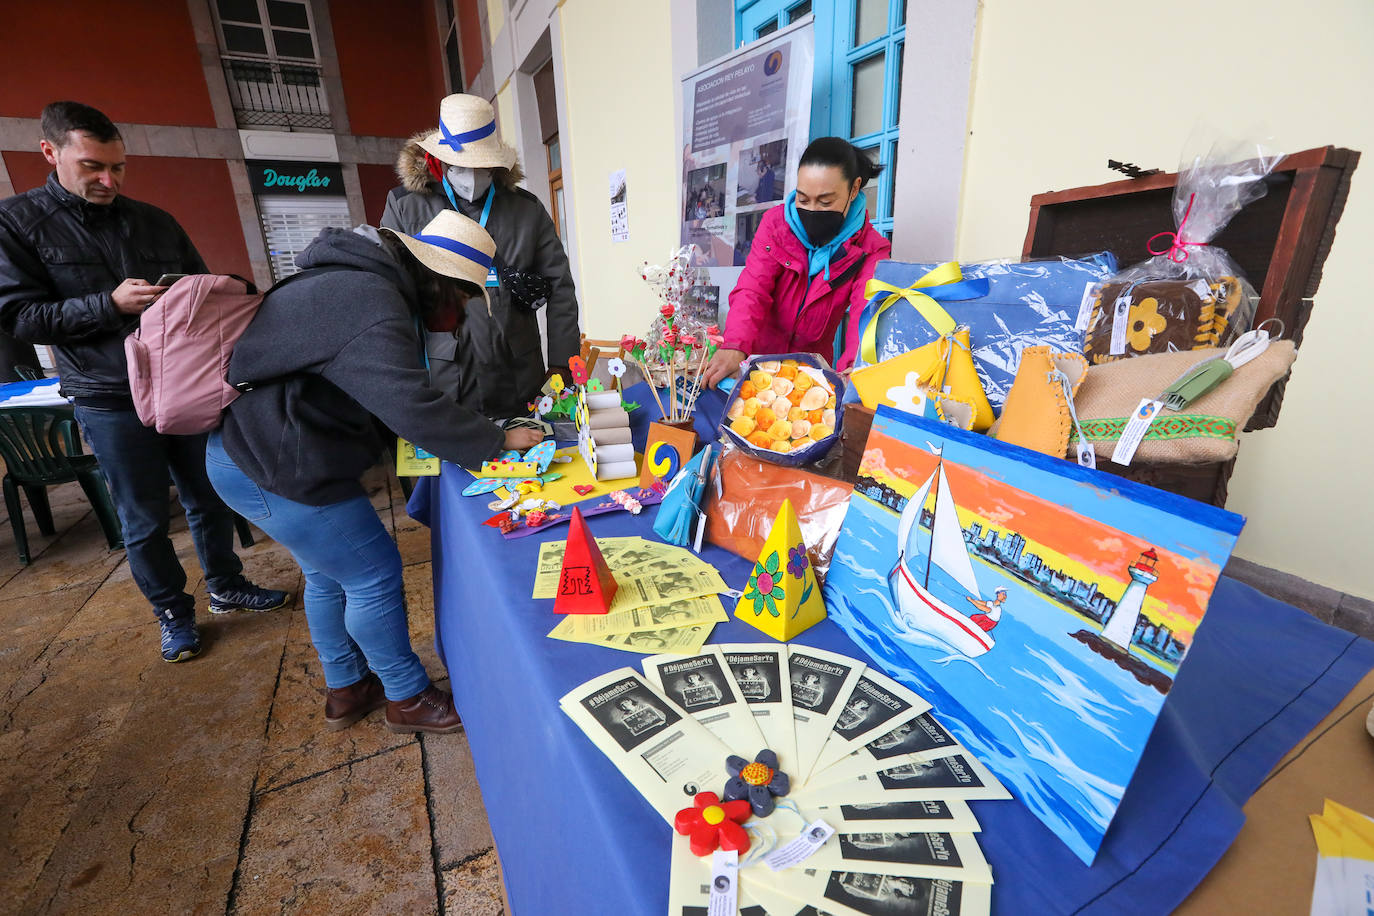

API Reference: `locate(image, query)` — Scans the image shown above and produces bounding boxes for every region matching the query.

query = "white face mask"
[446,165,493,202]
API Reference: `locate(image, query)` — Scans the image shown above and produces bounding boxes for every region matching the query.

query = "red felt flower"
[568,355,589,385]
[620,335,639,352]
[674,791,752,856]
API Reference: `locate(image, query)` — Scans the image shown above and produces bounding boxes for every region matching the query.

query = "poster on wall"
[823,407,1245,865]
[679,16,814,326]
[609,169,629,243]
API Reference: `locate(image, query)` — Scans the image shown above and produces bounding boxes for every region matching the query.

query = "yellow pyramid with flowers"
[733,499,827,640]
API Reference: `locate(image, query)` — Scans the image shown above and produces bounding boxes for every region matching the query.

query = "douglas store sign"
[248,160,344,196]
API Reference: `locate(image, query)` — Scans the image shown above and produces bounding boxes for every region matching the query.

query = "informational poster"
[609,168,629,243]
[680,16,814,324]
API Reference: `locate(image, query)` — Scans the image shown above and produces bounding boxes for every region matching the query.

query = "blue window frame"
[735,0,905,236]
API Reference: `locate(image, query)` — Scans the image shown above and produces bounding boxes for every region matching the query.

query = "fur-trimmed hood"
[395,131,525,194]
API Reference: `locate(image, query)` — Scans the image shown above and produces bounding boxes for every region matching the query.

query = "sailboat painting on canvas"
[824,407,1245,865]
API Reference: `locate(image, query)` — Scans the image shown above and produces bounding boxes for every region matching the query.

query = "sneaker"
[208,578,290,615]
[159,611,201,663]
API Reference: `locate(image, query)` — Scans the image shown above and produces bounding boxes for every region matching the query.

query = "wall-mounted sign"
[247,160,344,196]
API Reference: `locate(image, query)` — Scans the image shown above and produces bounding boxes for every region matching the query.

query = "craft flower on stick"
[723,749,790,817]
[605,357,626,379]
[568,355,590,386]
[743,551,785,617]
[536,395,554,416]
[674,791,752,856]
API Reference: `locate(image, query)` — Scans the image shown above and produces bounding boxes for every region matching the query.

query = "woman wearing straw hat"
[204,211,542,735]
[381,94,580,419]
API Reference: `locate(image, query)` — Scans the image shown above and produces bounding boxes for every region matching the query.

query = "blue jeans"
[73,405,242,619]
[205,431,430,700]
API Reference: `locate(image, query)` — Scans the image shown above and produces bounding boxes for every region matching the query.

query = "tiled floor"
[0,465,505,916]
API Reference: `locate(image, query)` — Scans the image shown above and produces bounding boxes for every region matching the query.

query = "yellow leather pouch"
[993,346,1089,457]
[849,326,994,431]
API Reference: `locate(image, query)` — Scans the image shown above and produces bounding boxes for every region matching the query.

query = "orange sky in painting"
[859,435,1222,642]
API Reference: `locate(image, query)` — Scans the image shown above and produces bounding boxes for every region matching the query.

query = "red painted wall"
[356,163,400,226]
[3,152,251,279]
[331,0,446,137]
[0,2,215,126]
[457,0,486,88]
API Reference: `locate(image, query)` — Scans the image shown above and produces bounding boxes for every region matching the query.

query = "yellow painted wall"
[485,0,505,41]
[958,0,1374,596]
[494,79,515,141]
[558,0,682,339]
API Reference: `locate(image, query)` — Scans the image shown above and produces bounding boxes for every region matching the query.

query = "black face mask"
[797,205,846,247]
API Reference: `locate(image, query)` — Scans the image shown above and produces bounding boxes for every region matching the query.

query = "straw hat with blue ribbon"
[382,210,496,308]
[415,94,517,170]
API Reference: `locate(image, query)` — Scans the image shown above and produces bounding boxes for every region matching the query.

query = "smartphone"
[155,273,187,286]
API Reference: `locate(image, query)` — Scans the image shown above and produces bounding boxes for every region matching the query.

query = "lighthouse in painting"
[1101,549,1159,648]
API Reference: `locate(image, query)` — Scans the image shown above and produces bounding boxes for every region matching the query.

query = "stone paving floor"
[0,465,506,915]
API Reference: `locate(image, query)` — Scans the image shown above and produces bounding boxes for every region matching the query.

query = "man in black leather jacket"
[0,101,288,663]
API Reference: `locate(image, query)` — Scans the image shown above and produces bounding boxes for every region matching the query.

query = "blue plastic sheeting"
[852,255,1117,412]
[408,380,1373,915]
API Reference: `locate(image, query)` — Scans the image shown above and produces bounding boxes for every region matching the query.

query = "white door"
[257,195,351,279]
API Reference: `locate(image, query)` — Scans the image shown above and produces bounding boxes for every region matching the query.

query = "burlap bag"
[1070,341,1296,465]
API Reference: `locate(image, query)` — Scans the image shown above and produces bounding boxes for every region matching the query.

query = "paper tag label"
[765,820,835,871]
[486,267,500,287]
[1109,294,1132,355]
[708,850,738,916]
[718,587,743,600]
[1076,439,1097,469]
[396,438,441,476]
[1110,399,1162,466]
[693,512,707,554]
[1075,281,1099,332]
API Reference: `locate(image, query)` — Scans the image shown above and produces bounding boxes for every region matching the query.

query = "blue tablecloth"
[409,382,1374,915]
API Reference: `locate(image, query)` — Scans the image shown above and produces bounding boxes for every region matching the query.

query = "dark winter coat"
[220,228,506,506]
[379,136,580,418]
[0,173,206,400]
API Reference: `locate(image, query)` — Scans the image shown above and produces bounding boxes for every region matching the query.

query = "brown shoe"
[324,672,386,731]
[385,684,462,735]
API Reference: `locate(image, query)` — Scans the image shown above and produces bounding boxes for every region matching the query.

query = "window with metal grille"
[214,0,331,130]
[257,197,352,280]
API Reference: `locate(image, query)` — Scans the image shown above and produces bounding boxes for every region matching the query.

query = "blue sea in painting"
[824,493,1173,865]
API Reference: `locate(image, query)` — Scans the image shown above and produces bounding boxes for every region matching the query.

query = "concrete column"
[225,159,274,291]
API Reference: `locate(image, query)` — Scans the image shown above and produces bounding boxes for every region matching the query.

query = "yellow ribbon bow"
[859,262,966,367]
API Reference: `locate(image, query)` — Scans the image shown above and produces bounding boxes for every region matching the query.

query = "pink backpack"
[125,274,266,435]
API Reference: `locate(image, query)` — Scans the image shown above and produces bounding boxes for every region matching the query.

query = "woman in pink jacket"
[704,138,891,387]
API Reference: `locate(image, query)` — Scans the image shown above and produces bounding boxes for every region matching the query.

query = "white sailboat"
[887,447,996,657]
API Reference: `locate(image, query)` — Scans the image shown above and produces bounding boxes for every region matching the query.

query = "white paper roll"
[596,460,638,480]
[585,391,623,410]
[596,442,634,463]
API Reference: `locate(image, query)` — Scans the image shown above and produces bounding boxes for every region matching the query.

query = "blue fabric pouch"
[850,254,1118,412]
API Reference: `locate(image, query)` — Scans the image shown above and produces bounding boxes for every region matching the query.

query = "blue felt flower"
[722,749,790,817]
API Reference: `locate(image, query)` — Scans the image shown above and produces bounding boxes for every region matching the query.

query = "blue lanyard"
[441,177,495,229]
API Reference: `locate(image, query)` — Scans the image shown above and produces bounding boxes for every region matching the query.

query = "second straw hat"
[382,210,496,306]
[416,94,518,170]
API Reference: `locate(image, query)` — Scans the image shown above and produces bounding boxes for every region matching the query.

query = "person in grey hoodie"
[206,211,541,735]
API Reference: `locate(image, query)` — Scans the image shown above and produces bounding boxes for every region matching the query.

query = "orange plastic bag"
[702,445,854,582]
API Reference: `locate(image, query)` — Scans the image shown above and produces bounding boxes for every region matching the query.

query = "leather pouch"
[849,326,994,430]
[993,346,1088,457]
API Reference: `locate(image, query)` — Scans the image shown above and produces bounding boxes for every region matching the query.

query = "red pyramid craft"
[554,507,619,615]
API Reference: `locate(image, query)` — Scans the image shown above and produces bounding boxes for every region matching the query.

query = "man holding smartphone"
[0,101,288,662]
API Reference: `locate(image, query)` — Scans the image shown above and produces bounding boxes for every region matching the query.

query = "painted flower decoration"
[743,551,785,617]
[674,791,752,857]
[536,395,554,416]
[723,749,790,817]
[606,357,626,378]
[1127,297,1168,352]
[568,356,589,386]
[787,546,809,579]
